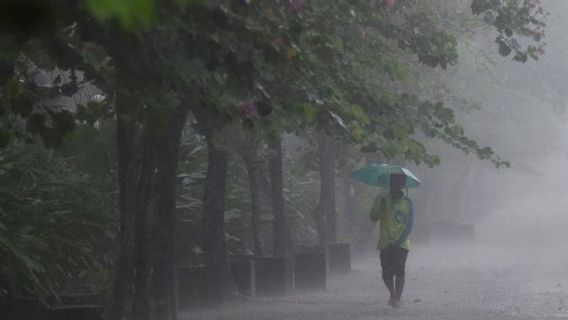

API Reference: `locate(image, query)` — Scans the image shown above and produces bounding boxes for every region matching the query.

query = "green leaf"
[86,0,154,30]
[299,103,317,121]
[0,128,11,148]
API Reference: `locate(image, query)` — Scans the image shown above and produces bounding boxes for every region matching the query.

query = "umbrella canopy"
[351,163,421,188]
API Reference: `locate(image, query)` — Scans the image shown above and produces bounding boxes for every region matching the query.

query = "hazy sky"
[409,0,568,246]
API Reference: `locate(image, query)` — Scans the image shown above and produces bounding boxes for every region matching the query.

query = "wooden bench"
[327,243,351,274]
[254,256,294,296]
[293,250,326,291]
[46,285,103,320]
[5,285,103,320]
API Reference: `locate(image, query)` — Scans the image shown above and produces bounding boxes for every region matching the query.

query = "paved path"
[182,243,568,320]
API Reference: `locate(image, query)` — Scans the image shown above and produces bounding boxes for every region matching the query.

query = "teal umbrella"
[351,163,421,188]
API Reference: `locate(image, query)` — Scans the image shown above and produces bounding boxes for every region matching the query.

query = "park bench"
[293,247,327,291]
[327,243,351,274]
[3,284,103,320]
[177,254,295,309]
[45,284,103,320]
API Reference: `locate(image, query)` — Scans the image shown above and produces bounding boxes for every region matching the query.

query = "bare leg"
[382,274,397,306]
[394,248,409,305]
[395,274,405,303]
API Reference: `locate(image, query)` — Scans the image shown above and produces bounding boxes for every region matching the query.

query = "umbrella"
[351,163,421,188]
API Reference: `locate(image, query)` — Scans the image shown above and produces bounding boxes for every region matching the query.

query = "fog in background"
[406,0,568,252]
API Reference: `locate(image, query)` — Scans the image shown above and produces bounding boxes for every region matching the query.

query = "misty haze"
[1,0,567,320]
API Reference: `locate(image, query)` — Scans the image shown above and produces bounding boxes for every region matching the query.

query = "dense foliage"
[0,141,115,298]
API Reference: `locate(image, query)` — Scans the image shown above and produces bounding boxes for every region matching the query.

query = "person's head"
[389,174,406,196]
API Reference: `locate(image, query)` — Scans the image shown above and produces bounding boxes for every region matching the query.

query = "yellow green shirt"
[369,194,414,250]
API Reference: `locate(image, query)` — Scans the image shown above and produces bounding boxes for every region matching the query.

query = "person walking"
[369,173,415,307]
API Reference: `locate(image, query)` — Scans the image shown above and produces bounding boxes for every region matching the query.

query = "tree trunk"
[111,82,154,320]
[242,133,263,257]
[113,101,187,320]
[342,175,356,242]
[131,130,158,320]
[191,105,239,303]
[201,130,235,302]
[268,135,291,255]
[107,27,187,320]
[151,104,189,320]
[110,109,137,320]
[112,120,157,320]
[313,133,336,244]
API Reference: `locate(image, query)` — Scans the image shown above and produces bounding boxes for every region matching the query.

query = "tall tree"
[312,132,337,244]
[193,107,237,301]
[238,130,264,257]
[268,134,291,254]
[151,102,190,320]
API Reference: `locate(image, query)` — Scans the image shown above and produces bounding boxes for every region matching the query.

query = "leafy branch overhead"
[0,0,546,167]
[471,0,546,62]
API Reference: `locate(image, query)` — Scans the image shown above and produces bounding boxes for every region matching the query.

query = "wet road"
[182,243,568,320]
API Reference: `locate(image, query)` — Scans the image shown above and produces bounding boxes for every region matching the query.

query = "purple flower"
[290,0,304,14]
[240,99,257,119]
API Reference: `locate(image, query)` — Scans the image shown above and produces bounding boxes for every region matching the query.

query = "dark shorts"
[380,247,408,278]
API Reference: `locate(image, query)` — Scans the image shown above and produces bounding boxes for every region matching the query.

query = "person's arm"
[392,198,414,247]
[369,195,386,222]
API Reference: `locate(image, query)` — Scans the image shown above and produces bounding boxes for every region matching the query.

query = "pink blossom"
[290,0,304,14]
[239,99,257,119]
[272,36,285,47]
[384,0,396,7]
